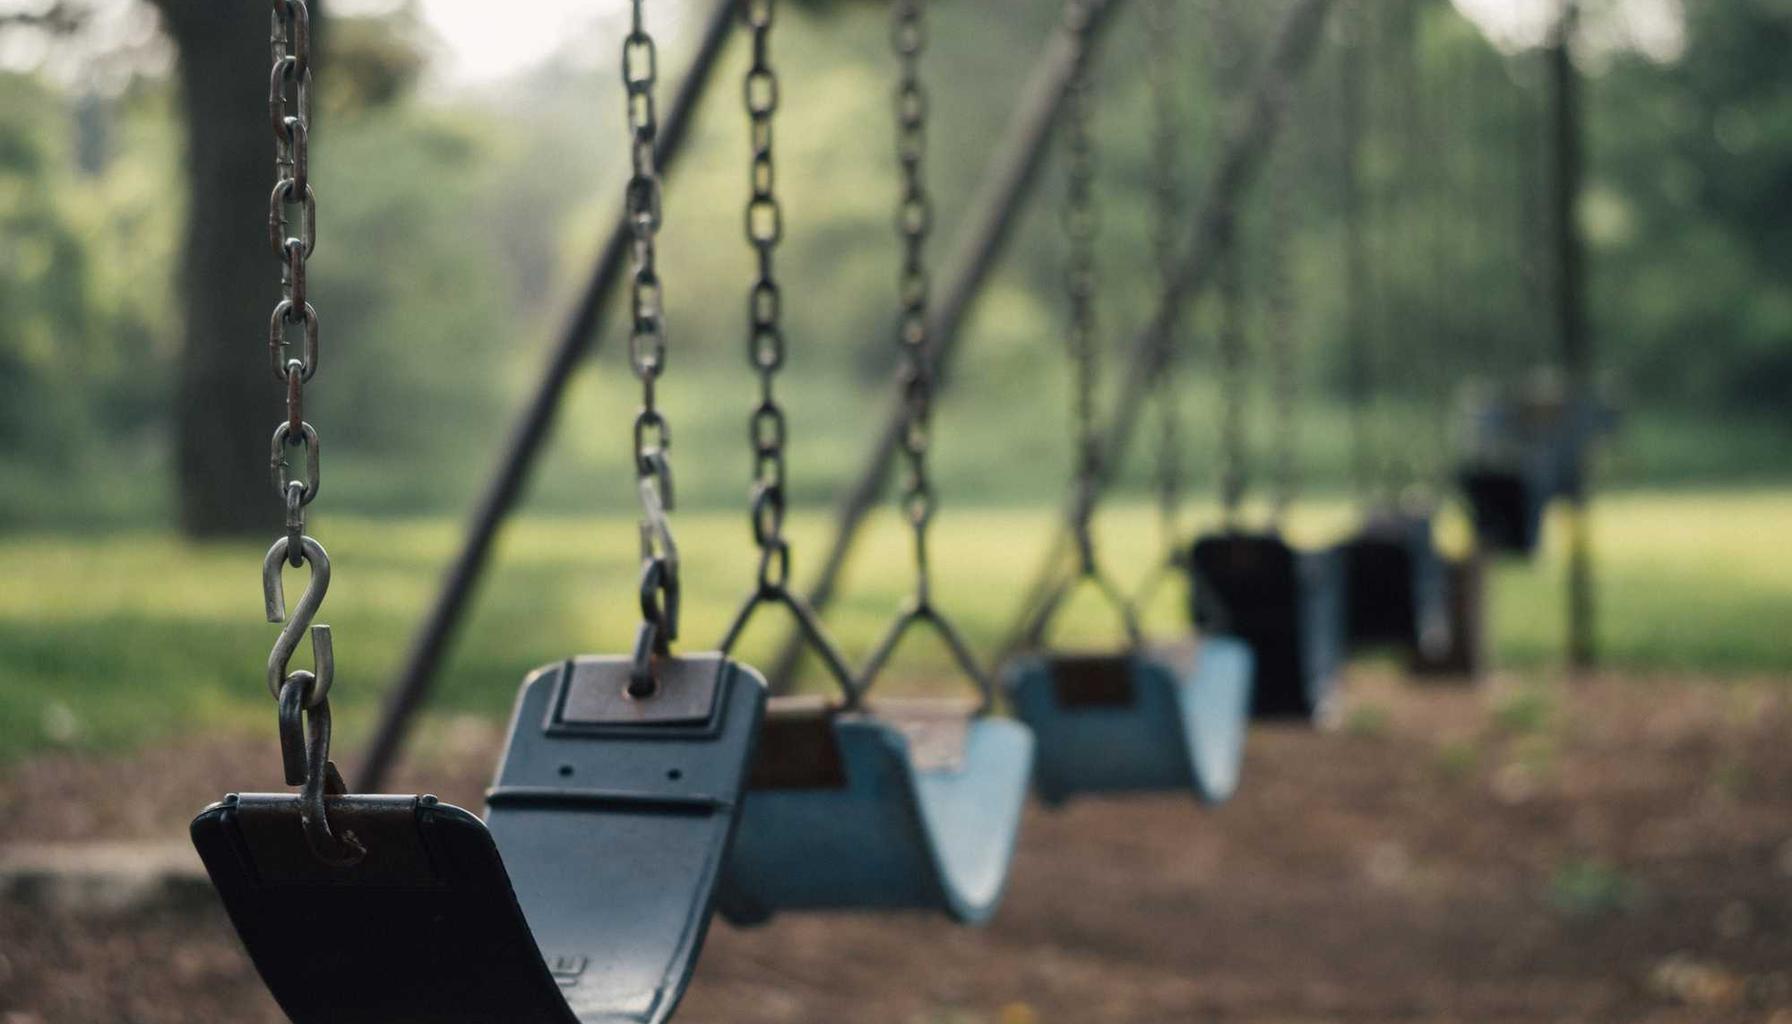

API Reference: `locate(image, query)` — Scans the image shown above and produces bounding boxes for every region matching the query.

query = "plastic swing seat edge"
[717,710,1033,926]
[1001,640,1252,806]
[189,654,770,1024]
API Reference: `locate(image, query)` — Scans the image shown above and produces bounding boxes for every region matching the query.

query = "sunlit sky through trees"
[0,0,1687,90]
[394,0,1688,82]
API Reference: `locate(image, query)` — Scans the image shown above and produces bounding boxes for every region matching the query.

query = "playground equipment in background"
[1458,376,1615,556]
[1190,531,1345,720]
[1337,510,1451,660]
[1328,0,1465,676]
[186,1,1607,1021]
[1187,117,1345,723]
[716,0,1032,926]
[1003,8,1253,806]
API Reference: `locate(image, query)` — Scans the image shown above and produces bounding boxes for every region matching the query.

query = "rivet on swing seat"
[1338,512,1451,660]
[1003,638,1254,806]
[191,654,767,1024]
[1189,531,1344,721]
[717,695,1034,926]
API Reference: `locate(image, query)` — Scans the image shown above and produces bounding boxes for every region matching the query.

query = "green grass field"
[0,489,1785,763]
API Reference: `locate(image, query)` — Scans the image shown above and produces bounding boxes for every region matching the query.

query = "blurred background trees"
[0,0,1785,535]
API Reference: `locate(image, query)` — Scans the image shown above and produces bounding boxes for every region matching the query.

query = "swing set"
[186,1,1606,1021]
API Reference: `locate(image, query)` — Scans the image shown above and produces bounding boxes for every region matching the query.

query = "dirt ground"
[4,669,1791,1024]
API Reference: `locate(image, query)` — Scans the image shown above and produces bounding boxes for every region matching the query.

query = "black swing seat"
[1457,387,1615,556]
[717,695,1033,926]
[1187,531,1344,721]
[191,654,767,1024]
[1459,461,1550,554]
[1338,511,1451,660]
[1002,639,1254,806]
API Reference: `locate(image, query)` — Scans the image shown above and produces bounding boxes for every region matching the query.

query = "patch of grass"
[1547,858,1645,919]
[1492,687,1556,736]
[1344,703,1392,739]
[1434,740,1480,781]
[1486,489,1792,673]
[1711,756,1750,799]
[0,489,1789,762]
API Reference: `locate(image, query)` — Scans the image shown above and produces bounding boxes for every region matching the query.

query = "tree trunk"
[153,2,316,537]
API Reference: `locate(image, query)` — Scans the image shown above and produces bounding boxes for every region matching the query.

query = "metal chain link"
[1215,213,1248,523]
[261,0,361,868]
[1143,0,1184,558]
[1357,0,1402,503]
[716,0,863,703]
[854,0,998,711]
[1062,22,1101,576]
[1267,142,1300,521]
[892,0,937,598]
[742,0,788,591]
[1384,0,1422,498]
[1024,0,1145,654]
[1210,0,1249,524]
[268,0,319,562]
[1337,0,1375,498]
[622,0,679,694]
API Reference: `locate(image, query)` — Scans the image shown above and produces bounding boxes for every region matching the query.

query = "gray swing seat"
[190,654,767,1024]
[1003,640,1254,805]
[717,696,1033,925]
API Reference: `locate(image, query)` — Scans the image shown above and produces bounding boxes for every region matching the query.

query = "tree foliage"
[0,0,1785,528]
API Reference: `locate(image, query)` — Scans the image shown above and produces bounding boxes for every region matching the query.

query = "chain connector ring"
[269,420,320,506]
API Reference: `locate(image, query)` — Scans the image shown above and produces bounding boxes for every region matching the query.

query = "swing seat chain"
[251,0,362,868]
[632,450,680,698]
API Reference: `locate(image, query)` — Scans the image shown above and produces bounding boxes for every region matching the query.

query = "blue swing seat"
[1002,638,1254,806]
[1339,511,1450,660]
[718,697,1033,926]
[1188,531,1344,721]
[190,654,768,1024]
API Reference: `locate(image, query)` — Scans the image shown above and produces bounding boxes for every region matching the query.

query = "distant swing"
[1002,2,1253,807]
[716,0,1033,926]
[1187,175,1345,723]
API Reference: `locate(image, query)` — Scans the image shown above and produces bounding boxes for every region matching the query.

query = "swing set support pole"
[762,0,1131,689]
[354,0,739,792]
[1550,0,1595,673]
[998,0,1337,658]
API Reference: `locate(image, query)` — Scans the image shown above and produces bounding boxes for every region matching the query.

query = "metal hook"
[277,675,365,868]
[263,535,334,707]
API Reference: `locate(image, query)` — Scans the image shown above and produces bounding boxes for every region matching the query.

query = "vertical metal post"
[354,0,739,792]
[1550,0,1595,672]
